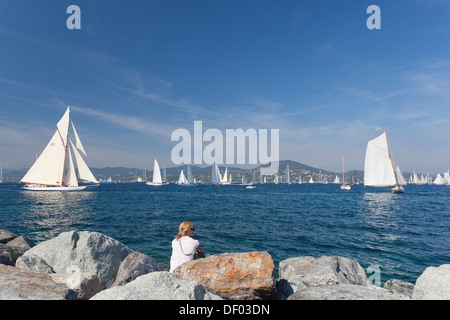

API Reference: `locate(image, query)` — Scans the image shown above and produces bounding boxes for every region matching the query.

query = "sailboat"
[146,159,168,186]
[285,164,291,184]
[177,169,187,185]
[211,161,222,185]
[364,131,404,193]
[20,106,98,191]
[245,171,256,189]
[340,157,351,190]
[222,167,231,185]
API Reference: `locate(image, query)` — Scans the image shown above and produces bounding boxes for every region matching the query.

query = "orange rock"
[174,251,275,300]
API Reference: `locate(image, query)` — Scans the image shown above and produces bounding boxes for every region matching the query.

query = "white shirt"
[169,236,200,272]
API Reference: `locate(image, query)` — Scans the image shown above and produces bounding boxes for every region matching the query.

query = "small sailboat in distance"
[340,157,351,190]
[20,106,98,191]
[146,159,168,186]
[364,131,404,193]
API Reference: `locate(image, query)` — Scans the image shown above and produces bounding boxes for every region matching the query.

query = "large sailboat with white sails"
[20,106,98,191]
[364,131,404,193]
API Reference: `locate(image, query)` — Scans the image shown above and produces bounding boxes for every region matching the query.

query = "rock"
[6,235,35,249]
[412,264,450,300]
[276,256,370,300]
[112,251,163,287]
[51,273,103,300]
[0,252,14,266]
[22,231,133,289]
[91,271,221,300]
[15,254,55,273]
[0,243,27,264]
[384,279,414,298]
[288,284,411,300]
[174,251,275,300]
[0,229,17,244]
[0,264,77,300]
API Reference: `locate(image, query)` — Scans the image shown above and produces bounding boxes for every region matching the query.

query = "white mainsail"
[222,168,228,183]
[178,170,187,184]
[211,161,222,184]
[147,159,168,186]
[21,130,67,186]
[364,132,397,187]
[20,106,98,190]
[364,131,403,193]
[412,171,420,184]
[21,108,70,186]
[153,159,162,184]
[187,163,194,184]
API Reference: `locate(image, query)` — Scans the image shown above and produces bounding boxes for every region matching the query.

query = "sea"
[1,182,449,285]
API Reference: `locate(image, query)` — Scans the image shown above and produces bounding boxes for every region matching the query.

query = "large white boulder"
[22,231,133,289]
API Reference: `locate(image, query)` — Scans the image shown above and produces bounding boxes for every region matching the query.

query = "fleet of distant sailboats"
[7,108,449,191]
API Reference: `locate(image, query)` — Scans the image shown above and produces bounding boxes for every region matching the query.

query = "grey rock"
[6,235,35,249]
[384,279,414,298]
[0,243,27,264]
[0,252,14,266]
[0,264,76,300]
[15,254,55,273]
[276,255,370,300]
[22,231,133,289]
[288,284,411,300]
[112,251,163,287]
[91,271,222,300]
[413,264,450,300]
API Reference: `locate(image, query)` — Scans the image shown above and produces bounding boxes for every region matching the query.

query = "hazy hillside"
[2,160,365,184]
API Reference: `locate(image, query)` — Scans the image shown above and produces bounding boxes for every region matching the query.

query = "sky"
[0,0,450,173]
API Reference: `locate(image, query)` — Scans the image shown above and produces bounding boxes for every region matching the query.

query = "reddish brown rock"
[0,229,17,244]
[174,251,275,300]
[51,273,103,300]
[0,264,76,300]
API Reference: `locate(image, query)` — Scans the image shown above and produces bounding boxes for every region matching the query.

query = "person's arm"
[197,244,205,256]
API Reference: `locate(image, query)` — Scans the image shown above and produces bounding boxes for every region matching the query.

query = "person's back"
[169,236,199,272]
[169,221,204,272]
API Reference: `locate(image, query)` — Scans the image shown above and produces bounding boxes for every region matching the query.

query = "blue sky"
[1,0,450,173]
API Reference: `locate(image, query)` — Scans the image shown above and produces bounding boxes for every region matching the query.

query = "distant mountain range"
[1,160,364,183]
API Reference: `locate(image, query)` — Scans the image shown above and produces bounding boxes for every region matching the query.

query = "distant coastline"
[1,160,361,183]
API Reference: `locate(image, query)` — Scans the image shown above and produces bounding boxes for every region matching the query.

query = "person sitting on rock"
[169,221,205,272]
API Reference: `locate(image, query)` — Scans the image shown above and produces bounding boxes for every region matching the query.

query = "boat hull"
[146,182,169,186]
[22,185,88,191]
[391,186,405,193]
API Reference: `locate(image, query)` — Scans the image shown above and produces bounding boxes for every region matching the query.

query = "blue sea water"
[1,182,449,285]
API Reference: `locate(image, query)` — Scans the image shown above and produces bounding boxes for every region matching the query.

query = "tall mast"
[58,107,71,186]
[385,131,398,187]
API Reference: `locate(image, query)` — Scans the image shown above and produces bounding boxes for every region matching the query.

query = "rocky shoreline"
[1,229,449,300]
